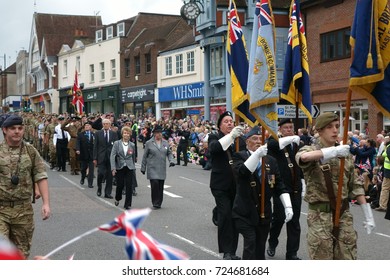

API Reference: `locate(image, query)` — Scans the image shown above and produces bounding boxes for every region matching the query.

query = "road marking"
[146,185,182,198]
[179,176,208,186]
[60,175,85,190]
[375,232,390,239]
[168,232,220,258]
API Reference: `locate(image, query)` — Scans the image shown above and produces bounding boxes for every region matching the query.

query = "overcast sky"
[0,0,184,69]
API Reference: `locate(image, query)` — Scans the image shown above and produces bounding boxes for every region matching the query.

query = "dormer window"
[117,22,125,37]
[96,29,103,43]
[106,26,113,39]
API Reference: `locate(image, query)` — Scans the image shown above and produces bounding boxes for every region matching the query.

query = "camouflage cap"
[315,112,339,130]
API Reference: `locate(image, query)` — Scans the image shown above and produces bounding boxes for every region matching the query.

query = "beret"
[58,115,65,120]
[244,126,261,139]
[315,112,339,130]
[278,118,293,127]
[217,111,233,128]
[71,116,81,120]
[152,125,163,133]
[2,115,23,128]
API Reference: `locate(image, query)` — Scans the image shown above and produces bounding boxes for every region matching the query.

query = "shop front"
[121,84,155,117]
[82,85,120,116]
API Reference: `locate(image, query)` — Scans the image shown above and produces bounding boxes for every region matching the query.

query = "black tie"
[105,131,108,144]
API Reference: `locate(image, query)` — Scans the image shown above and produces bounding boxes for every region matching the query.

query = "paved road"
[18,140,390,260]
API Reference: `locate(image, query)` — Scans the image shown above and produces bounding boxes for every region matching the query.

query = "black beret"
[72,116,81,120]
[278,118,293,127]
[244,126,261,139]
[58,115,65,120]
[217,111,233,128]
[315,112,339,130]
[2,115,24,128]
[152,125,163,133]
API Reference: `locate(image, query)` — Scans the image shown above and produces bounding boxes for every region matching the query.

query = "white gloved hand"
[301,178,306,197]
[361,203,375,234]
[244,145,268,172]
[321,145,350,163]
[280,193,293,223]
[218,125,244,151]
[279,135,301,150]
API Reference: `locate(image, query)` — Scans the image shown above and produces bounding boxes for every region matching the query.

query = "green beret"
[2,115,24,128]
[315,112,339,130]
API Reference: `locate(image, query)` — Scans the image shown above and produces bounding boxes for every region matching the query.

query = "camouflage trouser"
[0,202,35,258]
[49,140,56,165]
[307,209,357,260]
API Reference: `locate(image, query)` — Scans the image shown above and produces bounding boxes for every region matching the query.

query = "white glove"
[321,145,350,163]
[280,193,293,223]
[301,178,306,197]
[361,203,375,234]
[279,135,301,150]
[244,145,268,172]
[218,125,244,151]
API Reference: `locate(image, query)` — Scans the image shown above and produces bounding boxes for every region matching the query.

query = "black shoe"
[223,253,241,260]
[182,163,187,166]
[97,191,101,197]
[124,206,131,210]
[153,205,161,209]
[104,195,113,199]
[286,255,301,260]
[88,185,93,188]
[74,171,79,175]
[114,200,119,206]
[132,190,137,196]
[267,246,275,257]
[80,178,85,185]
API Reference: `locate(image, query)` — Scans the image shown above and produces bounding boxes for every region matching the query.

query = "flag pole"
[260,126,266,218]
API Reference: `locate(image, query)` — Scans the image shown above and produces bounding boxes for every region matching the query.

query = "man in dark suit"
[93,118,118,198]
[232,126,293,260]
[208,111,244,260]
[266,118,303,260]
[76,122,95,188]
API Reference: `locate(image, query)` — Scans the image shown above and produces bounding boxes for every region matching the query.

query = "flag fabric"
[39,94,45,111]
[349,0,390,117]
[72,70,84,115]
[99,208,189,260]
[281,0,312,123]
[227,0,257,126]
[248,0,279,139]
[0,236,25,260]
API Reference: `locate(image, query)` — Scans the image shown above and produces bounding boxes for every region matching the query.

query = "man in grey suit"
[141,125,175,209]
[110,126,136,209]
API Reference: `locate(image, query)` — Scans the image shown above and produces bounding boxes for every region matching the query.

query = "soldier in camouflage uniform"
[44,116,57,169]
[0,115,50,258]
[62,116,82,175]
[295,112,375,259]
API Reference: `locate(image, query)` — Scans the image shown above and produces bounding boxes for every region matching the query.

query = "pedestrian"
[53,115,70,172]
[62,116,82,175]
[232,126,293,260]
[376,138,390,211]
[176,122,190,166]
[296,112,375,259]
[208,111,244,260]
[76,122,95,188]
[0,115,50,258]
[110,126,136,210]
[93,118,118,198]
[140,125,175,209]
[266,118,303,260]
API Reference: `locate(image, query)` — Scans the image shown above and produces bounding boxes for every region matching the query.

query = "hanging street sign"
[277,105,320,118]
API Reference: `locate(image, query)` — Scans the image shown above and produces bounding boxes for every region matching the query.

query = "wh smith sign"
[159,82,204,102]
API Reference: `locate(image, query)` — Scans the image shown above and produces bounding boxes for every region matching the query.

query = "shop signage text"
[159,82,204,102]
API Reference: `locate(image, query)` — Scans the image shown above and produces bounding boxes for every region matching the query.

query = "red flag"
[72,70,84,115]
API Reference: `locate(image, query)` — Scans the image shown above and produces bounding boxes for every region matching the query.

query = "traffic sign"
[277,104,320,118]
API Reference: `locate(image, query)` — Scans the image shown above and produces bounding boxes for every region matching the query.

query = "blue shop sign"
[159,82,204,102]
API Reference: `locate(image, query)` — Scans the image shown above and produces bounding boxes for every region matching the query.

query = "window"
[106,26,113,39]
[89,64,95,83]
[135,56,140,75]
[100,62,105,80]
[165,57,172,76]
[96,30,103,43]
[76,56,81,73]
[321,28,351,62]
[210,46,224,78]
[63,60,68,77]
[145,53,151,73]
[110,59,116,78]
[124,59,130,77]
[117,22,125,37]
[187,51,195,72]
[176,54,183,74]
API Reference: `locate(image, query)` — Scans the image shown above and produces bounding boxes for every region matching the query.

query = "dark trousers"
[115,168,134,208]
[268,192,302,257]
[211,189,239,254]
[176,144,188,165]
[97,160,113,196]
[56,139,68,171]
[235,219,270,260]
[80,160,94,186]
[150,179,164,207]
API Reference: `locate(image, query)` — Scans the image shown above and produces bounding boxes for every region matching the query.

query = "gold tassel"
[366,53,373,68]
[377,54,383,69]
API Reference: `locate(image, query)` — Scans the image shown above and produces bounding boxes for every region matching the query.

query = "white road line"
[146,185,182,198]
[60,175,85,190]
[168,232,220,258]
[179,176,208,186]
[375,232,390,239]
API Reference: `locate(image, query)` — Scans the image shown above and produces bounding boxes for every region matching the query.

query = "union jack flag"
[0,236,25,260]
[98,208,189,260]
[72,69,84,115]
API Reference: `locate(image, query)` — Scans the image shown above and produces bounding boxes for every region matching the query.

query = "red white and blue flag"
[0,236,25,260]
[72,69,84,115]
[99,208,189,260]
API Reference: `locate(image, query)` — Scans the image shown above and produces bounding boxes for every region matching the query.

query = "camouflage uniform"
[296,141,365,260]
[62,120,80,174]
[45,120,57,169]
[0,141,48,257]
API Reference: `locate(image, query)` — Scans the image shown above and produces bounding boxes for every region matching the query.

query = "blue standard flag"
[248,0,279,139]
[227,0,257,126]
[349,0,390,117]
[281,0,312,123]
